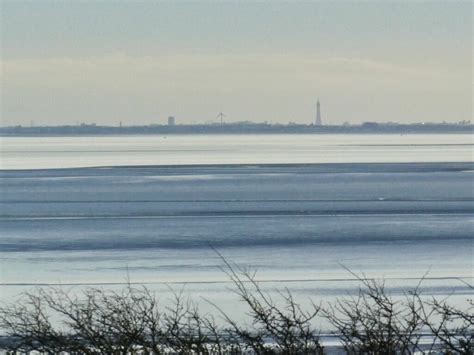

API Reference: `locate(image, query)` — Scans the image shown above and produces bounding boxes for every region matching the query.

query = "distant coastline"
[1,122,472,136]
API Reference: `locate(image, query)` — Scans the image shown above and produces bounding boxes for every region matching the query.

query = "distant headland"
[0,121,472,136]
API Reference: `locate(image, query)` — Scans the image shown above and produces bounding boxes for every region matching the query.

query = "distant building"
[168,116,175,126]
[315,99,322,126]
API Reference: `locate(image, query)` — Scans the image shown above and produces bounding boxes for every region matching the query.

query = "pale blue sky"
[1,1,472,125]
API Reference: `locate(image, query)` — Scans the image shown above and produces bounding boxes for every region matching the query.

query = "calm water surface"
[1,134,472,169]
[0,134,472,326]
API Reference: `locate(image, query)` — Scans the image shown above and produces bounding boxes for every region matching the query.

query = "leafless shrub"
[210,253,324,354]
[155,289,233,354]
[322,269,473,355]
[0,290,74,353]
[0,285,232,354]
[0,261,472,354]
[418,294,473,354]
[322,271,426,355]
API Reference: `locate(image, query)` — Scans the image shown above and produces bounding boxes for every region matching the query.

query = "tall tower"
[315,99,322,126]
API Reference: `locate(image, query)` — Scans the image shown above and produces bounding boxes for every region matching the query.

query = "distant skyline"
[1,1,472,126]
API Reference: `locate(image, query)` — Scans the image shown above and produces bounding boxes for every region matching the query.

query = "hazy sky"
[1,1,472,126]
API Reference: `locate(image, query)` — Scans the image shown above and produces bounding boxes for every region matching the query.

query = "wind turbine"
[216,112,226,125]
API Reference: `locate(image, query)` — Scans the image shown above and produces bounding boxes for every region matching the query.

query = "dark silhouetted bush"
[0,262,472,354]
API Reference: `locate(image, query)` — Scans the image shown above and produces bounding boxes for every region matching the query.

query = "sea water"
[0,134,472,327]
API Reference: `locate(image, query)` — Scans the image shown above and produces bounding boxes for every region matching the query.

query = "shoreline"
[1,161,473,173]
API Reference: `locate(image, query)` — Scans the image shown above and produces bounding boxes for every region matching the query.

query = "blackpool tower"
[315,99,322,126]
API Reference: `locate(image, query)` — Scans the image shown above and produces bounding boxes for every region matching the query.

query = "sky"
[1,1,472,126]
